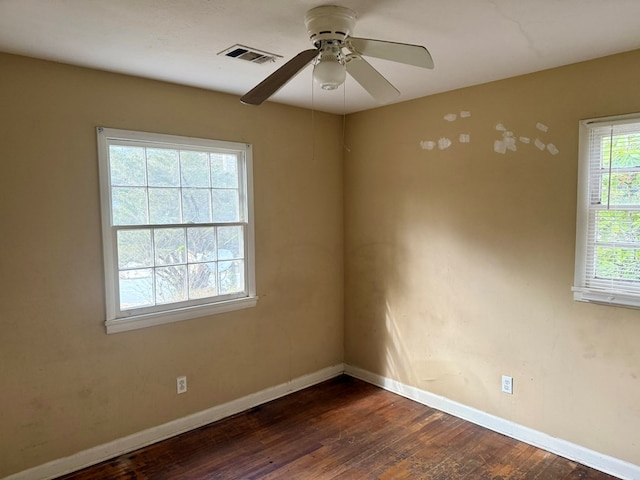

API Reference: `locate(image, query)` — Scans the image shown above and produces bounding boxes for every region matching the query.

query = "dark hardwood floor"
[56,375,617,479]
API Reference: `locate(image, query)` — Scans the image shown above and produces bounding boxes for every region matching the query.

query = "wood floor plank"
[56,376,619,480]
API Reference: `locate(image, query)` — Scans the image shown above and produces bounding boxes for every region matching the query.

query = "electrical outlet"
[177,376,187,394]
[502,375,513,394]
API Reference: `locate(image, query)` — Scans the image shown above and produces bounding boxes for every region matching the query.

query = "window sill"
[572,287,640,309]
[105,296,259,334]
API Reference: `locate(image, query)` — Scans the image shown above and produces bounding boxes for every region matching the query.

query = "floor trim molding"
[5,364,344,480]
[344,364,639,480]
[9,363,638,480]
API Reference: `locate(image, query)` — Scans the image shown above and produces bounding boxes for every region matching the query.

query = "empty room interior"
[1,1,640,479]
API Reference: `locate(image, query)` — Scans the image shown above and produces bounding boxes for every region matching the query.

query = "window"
[573,113,640,308]
[97,128,257,333]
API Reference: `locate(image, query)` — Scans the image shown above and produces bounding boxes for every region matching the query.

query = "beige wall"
[3,46,640,477]
[345,49,640,466]
[0,53,344,477]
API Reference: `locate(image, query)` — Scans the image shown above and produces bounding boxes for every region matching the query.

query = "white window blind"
[573,113,640,308]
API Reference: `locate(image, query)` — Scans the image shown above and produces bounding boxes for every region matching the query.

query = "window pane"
[112,187,148,225]
[189,263,217,299]
[154,228,186,266]
[147,148,180,187]
[110,146,146,186]
[156,265,187,304]
[182,189,212,223]
[217,226,244,259]
[601,133,640,169]
[149,188,181,224]
[601,172,640,206]
[211,153,239,188]
[117,229,153,269]
[595,246,640,281]
[187,227,216,262]
[119,268,154,310]
[181,151,210,187]
[212,189,240,222]
[596,211,640,243]
[219,260,245,295]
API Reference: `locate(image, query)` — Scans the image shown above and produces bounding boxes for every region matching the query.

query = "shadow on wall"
[343,173,543,404]
[344,240,419,386]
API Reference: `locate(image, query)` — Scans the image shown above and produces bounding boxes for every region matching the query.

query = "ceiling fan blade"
[347,37,434,69]
[241,49,318,105]
[345,54,400,104]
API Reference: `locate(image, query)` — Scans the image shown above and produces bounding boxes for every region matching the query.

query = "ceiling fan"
[240,5,434,106]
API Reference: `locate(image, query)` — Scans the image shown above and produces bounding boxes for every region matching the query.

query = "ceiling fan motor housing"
[304,5,357,47]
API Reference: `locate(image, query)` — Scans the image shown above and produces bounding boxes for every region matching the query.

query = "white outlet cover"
[502,375,513,394]
[177,376,187,394]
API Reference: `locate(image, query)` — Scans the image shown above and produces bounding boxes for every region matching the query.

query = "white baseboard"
[10,363,638,480]
[5,364,344,480]
[344,364,640,480]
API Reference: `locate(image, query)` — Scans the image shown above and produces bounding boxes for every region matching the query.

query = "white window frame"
[573,112,640,308]
[97,127,257,333]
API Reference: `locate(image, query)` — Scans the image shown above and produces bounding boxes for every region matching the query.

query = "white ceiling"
[1,0,639,114]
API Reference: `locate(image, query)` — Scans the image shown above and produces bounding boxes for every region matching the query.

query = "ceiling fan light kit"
[313,41,346,90]
[240,4,434,106]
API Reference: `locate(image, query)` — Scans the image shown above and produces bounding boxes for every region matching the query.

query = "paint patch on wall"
[420,140,436,150]
[494,131,517,154]
[492,122,560,157]
[420,113,559,157]
[419,110,472,152]
[443,111,471,122]
[494,140,507,155]
[438,137,452,150]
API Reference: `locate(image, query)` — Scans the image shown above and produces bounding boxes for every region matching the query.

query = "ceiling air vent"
[219,44,282,64]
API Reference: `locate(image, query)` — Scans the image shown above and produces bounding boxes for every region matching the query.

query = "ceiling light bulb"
[313,53,346,90]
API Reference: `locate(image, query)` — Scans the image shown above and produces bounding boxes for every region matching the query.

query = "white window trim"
[573,112,640,308]
[97,127,258,333]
